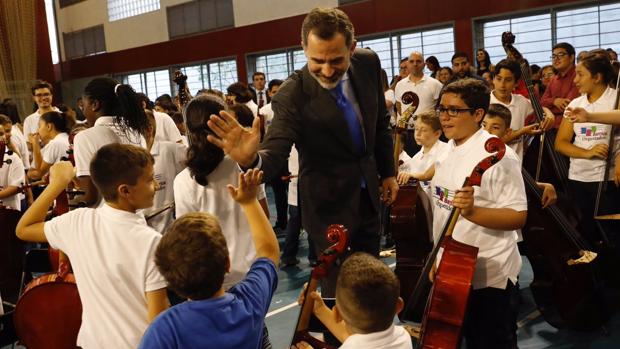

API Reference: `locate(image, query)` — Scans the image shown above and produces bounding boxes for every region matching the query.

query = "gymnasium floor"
[264,189,620,349]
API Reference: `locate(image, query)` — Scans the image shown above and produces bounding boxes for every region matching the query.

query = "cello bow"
[291,224,349,349]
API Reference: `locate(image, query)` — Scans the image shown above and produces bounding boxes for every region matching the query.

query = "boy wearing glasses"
[419,79,527,349]
[24,81,59,140]
[541,42,580,127]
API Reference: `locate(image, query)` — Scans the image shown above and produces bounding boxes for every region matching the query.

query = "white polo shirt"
[74,116,146,177]
[41,132,70,165]
[10,126,30,170]
[174,156,265,289]
[489,91,534,160]
[431,129,527,290]
[402,140,449,198]
[44,204,167,349]
[245,100,259,117]
[0,152,25,210]
[23,107,60,136]
[259,103,274,135]
[564,87,619,182]
[340,325,413,349]
[153,111,182,143]
[394,75,443,126]
[144,140,186,234]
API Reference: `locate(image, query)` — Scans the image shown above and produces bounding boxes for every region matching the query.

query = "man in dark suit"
[207,7,398,295]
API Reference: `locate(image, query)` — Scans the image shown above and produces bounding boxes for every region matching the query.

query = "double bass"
[405,137,505,348]
[389,92,434,321]
[291,224,348,349]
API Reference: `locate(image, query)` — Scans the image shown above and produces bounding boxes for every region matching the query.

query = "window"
[108,0,160,22]
[167,0,234,39]
[246,26,455,84]
[117,58,238,101]
[45,0,59,64]
[63,25,105,60]
[477,2,620,67]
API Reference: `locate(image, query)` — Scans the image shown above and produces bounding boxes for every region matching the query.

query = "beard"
[309,67,348,90]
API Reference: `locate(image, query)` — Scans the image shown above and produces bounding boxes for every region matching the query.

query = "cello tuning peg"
[6,150,12,155]
[4,159,11,165]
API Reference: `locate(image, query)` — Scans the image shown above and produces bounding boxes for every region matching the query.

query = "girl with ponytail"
[27,111,74,180]
[74,77,148,206]
[173,94,267,289]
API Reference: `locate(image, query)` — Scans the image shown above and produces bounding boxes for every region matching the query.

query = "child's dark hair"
[90,143,154,201]
[226,82,253,103]
[579,50,617,87]
[229,104,254,128]
[31,80,53,95]
[336,253,400,333]
[40,111,75,134]
[414,110,441,132]
[442,78,490,114]
[494,59,522,82]
[486,104,512,129]
[155,212,229,300]
[185,95,227,186]
[83,77,148,137]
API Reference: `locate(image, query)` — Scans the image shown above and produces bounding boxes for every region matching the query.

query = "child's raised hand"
[49,161,75,187]
[227,169,263,204]
[565,107,589,123]
[522,123,543,136]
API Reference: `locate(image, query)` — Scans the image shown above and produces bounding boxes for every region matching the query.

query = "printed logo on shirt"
[433,185,455,211]
[579,126,608,141]
[154,173,166,191]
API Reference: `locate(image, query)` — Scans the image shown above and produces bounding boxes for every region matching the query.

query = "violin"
[173,70,193,147]
[291,224,348,349]
[405,137,505,348]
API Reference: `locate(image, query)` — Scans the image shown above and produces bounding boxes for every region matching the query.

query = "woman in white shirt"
[27,111,73,180]
[555,51,620,243]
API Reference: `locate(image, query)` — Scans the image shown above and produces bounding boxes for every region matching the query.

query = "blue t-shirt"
[139,258,278,349]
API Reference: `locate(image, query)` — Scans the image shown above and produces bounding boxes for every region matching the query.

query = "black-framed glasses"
[34,93,51,98]
[435,107,476,117]
[550,52,568,60]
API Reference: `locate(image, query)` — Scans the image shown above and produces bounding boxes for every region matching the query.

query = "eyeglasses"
[550,52,568,60]
[34,93,51,98]
[435,107,475,117]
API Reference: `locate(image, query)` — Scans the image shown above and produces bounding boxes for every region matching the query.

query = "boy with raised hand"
[139,169,280,349]
[16,144,169,349]
[293,252,412,349]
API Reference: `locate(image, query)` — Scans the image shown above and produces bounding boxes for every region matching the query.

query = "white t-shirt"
[394,75,443,127]
[43,204,167,349]
[431,129,527,290]
[340,325,413,349]
[259,103,274,135]
[564,87,620,182]
[144,141,186,234]
[41,132,70,165]
[74,116,146,177]
[23,107,60,137]
[153,111,182,143]
[10,125,30,170]
[398,150,411,171]
[245,100,259,117]
[489,91,533,160]
[0,152,25,210]
[402,140,449,198]
[174,156,266,289]
[288,145,299,206]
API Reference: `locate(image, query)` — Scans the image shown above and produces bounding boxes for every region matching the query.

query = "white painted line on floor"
[517,309,541,328]
[266,301,299,318]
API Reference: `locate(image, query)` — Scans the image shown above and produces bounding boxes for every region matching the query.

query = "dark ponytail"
[41,111,75,134]
[184,95,227,186]
[83,77,148,136]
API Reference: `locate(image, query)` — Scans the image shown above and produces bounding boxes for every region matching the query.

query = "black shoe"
[280,258,300,268]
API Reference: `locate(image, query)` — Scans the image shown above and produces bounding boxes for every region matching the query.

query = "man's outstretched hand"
[207,110,261,167]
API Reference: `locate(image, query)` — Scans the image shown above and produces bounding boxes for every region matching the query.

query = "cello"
[389,92,434,321]
[291,224,348,349]
[405,137,505,348]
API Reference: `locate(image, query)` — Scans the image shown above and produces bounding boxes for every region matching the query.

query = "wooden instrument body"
[520,171,607,330]
[0,206,23,304]
[420,237,478,348]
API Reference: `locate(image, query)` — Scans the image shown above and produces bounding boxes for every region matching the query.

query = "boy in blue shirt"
[139,169,279,349]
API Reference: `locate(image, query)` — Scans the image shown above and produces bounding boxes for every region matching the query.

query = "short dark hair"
[451,51,469,64]
[553,42,576,57]
[90,144,154,201]
[156,212,229,300]
[171,111,183,124]
[226,82,253,104]
[301,7,354,48]
[31,80,53,95]
[486,103,512,129]
[252,72,265,80]
[268,79,284,92]
[0,114,11,125]
[579,50,616,86]
[229,104,254,128]
[494,59,522,82]
[336,253,400,333]
[40,111,75,134]
[414,110,441,132]
[442,78,490,114]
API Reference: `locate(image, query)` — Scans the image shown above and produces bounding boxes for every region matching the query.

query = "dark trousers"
[268,164,289,229]
[464,281,519,349]
[281,205,317,263]
[314,188,380,297]
[569,179,620,247]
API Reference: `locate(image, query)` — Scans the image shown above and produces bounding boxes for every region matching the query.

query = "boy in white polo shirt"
[0,115,25,210]
[490,59,555,160]
[16,144,169,349]
[433,79,527,349]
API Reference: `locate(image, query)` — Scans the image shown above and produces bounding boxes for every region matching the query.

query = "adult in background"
[206,7,397,296]
[476,48,494,76]
[541,42,580,128]
[425,55,441,79]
